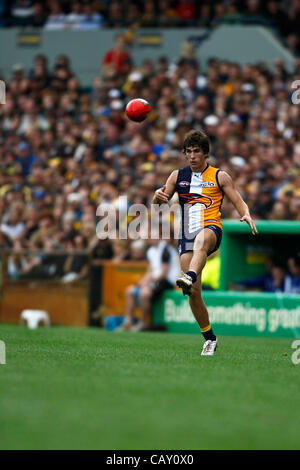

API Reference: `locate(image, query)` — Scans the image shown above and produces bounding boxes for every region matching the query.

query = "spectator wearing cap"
[61,210,77,237]
[15,141,38,177]
[129,239,147,261]
[122,70,144,98]
[12,63,25,79]
[203,114,220,147]
[107,88,124,121]
[110,98,126,130]
[230,155,246,169]
[241,82,256,95]
[32,188,47,211]
[108,88,122,101]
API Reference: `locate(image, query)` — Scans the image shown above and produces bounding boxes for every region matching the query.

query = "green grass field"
[0,324,299,450]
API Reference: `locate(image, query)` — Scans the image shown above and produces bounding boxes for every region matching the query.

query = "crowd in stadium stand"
[0,0,299,55]
[0,32,300,288]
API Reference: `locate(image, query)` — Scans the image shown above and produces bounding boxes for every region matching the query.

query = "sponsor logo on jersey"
[179,181,190,187]
[197,181,215,187]
[180,193,213,209]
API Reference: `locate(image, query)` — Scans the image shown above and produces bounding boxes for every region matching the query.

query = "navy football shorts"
[178,224,222,257]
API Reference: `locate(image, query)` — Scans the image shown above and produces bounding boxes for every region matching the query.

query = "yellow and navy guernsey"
[175,164,224,255]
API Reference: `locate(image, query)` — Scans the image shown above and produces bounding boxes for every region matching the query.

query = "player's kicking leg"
[177,228,218,356]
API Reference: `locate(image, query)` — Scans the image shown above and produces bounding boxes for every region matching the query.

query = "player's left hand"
[240,215,258,235]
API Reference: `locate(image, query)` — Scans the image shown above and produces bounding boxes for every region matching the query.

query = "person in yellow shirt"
[201,250,220,290]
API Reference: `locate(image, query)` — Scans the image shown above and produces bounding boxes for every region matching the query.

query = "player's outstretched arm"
[152,170,178,205]
[218,171,258,235]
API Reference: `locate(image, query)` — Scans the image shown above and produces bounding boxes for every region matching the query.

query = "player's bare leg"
[176,229,216,295]
[179,251,210,329]
[179,251,218,355]
[177,229,218,355]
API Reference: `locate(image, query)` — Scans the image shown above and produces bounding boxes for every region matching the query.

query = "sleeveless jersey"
[175,164,223,233]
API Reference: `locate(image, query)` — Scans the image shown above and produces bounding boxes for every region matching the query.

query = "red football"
[125,98,151,122]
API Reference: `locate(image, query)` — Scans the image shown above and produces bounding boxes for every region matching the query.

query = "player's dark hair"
[182,130,211,157]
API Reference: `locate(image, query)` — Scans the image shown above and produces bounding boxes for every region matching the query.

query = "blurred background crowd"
[0,0,299,55]
[0,1,299,292]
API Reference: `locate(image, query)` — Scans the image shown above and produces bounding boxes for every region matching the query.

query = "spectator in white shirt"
[65,1,84,30]
[44,0,67,30]
[74,2,103,30]
[1,207,25,242]
[10,0,34,21]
